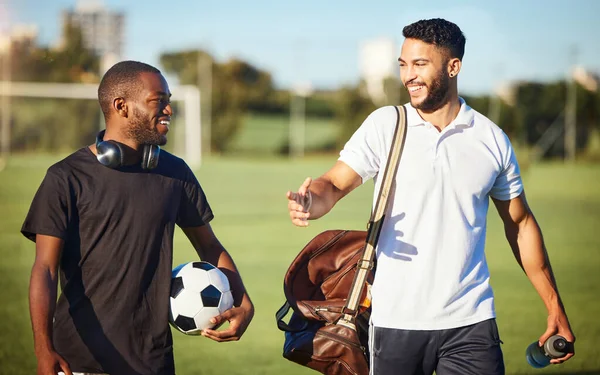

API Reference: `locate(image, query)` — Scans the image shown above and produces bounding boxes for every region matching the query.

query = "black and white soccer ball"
[169,261,234,335]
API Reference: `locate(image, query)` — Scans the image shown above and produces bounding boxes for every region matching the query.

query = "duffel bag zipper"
[315,330,366,353]
[288,231,348,278]
[307,231,349,260]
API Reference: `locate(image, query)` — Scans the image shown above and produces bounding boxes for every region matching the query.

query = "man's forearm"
[29,263,58,355]
[214,249,251,308]
[512,214,565,314]
[307,177,347,220]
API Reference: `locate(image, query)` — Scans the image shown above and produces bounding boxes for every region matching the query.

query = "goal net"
[0,81,202,168]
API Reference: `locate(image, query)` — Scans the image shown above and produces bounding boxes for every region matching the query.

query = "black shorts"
[369,318,505,375]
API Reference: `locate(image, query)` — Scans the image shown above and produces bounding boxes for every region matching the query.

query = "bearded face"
[408,67,450,112]
[125,106,167,146]
[400,38,454,113]
[122,72,172,147]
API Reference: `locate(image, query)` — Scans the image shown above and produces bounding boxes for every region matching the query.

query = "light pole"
[0,35,11,164]
[289,82,312,158]
[564,46,578,163]
[197,51,212,157]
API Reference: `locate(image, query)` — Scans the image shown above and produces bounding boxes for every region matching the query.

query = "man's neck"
[417,93,461,132]
[103,127,142,151]
[92,127,144,165]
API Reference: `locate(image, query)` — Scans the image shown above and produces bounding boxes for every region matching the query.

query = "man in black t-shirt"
[22,61,254,375]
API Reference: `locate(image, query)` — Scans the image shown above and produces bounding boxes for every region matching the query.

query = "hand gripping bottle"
[526,335,569,368]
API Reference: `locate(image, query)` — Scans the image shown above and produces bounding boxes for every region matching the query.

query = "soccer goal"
[0,81,202,168]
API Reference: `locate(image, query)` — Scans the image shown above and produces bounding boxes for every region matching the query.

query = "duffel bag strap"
[339,105,408,328]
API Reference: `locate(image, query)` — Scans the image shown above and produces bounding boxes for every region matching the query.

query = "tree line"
[2,24,599,160]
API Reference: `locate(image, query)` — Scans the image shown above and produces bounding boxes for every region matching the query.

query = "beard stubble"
[410,69,451,112]
[125,107,167,146]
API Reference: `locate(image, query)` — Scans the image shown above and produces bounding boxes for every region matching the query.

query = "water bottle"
[526,335,569,368]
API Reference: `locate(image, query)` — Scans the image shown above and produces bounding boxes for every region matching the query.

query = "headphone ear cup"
[141,145,160,170]
[96,131,124,169]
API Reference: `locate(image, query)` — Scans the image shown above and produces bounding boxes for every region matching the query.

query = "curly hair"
[402,18,466,60]
[98,60,161,119]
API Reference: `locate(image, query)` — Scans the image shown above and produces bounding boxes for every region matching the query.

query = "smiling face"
[124,72,172,146]
[399,38,453,112]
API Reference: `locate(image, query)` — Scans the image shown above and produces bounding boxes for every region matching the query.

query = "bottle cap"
[553,338,567,351]
[545,335,569,358]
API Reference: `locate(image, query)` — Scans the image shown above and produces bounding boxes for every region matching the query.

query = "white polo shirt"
[338,98,523,330]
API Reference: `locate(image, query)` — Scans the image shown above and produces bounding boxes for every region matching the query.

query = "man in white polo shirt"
[286,18,575,374]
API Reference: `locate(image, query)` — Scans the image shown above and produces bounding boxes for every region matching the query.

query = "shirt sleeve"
[489,133,524,201]
[176,163,214,227]
[21,168,71,242]
[338,108,387,183]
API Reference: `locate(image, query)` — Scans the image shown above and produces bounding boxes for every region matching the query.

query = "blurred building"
[359,37,399,104]
[0,24,38,52]
[573,66,599,92]
[59,0,124,72]
[495,82,517,106]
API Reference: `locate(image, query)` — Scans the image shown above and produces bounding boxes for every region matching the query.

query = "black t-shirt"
[21,147,213,375]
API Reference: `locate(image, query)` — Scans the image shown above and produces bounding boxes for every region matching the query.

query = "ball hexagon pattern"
[169,261,234,335]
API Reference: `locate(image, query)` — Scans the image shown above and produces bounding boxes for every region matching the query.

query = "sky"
[2,0,600,95]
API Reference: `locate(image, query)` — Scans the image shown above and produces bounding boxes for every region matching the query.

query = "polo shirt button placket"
[426,124,439,169]
[435,135,444,160]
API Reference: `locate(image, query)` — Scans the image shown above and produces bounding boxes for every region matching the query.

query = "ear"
[447,58,462,78]
[112,97,128,118]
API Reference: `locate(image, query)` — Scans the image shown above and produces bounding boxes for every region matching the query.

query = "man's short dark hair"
[402,18,466,60]
[98,60,161,119]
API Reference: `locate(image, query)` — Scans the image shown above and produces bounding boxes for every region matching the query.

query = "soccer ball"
[169,261,234,335]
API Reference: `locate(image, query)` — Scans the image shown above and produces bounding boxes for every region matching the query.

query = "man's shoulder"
[158,149,188,168]
[464,105,514,153]
[371,105,403,120]
[466,104,504,134]
[364,105,404,131]
[156,149,197,179]
[46,147,91,177]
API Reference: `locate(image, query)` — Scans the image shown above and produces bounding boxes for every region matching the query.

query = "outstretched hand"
[201,302,254,343]
[286,177,312,227]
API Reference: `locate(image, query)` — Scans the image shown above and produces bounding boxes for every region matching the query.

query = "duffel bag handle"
[276,301,309,332]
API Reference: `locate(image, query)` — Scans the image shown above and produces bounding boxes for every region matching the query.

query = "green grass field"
[229,113,338,155]
[1,154,599,375]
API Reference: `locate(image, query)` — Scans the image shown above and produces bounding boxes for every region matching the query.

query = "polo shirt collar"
[406,97,475,129]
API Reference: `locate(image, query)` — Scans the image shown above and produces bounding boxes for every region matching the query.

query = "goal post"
[0,81,202,168]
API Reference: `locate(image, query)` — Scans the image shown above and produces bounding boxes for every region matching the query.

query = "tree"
[160,50,274,153]
[6,21,101,152]
[333,81,377,148]
[382,76,404,106]
[11,20,98,83]
[512,80,598,158]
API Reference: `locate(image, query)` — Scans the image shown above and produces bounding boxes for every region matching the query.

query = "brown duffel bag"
[276,105,407,375]
[276,229,373,375]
